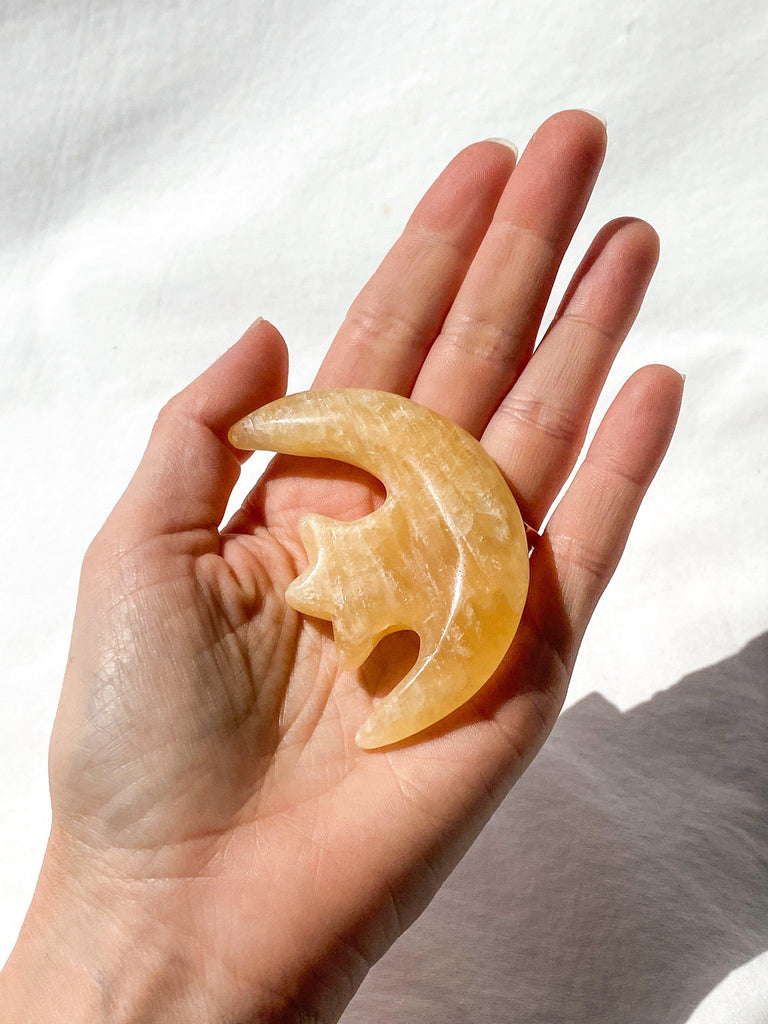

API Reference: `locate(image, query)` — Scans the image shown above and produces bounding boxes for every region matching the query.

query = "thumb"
[103,318,288,548]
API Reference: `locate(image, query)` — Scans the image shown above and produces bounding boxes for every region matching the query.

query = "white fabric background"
[1,1,766,1020]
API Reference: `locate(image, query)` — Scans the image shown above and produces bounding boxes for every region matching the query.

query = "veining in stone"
[229,389,530,748]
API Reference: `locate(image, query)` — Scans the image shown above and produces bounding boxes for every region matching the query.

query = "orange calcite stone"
[229,389,529,748]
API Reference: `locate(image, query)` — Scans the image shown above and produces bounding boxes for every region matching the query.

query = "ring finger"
[481,216,661,529]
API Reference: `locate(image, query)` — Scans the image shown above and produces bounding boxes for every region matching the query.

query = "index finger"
[313,140,517,394]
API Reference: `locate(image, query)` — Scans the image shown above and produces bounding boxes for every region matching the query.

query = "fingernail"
[575,109,608,130]
[484,137,518,157]
[224,317,264,354]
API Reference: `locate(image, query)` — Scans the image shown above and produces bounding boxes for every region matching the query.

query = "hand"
[0,111,682,1024]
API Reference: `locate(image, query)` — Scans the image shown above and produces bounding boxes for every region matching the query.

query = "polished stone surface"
[230,388,529,747]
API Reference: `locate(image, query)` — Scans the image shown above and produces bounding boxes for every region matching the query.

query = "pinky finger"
[535,365,684,663]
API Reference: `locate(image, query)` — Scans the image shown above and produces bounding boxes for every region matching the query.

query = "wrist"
[0,828,210,1024]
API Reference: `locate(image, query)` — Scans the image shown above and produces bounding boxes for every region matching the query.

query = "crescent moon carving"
[229,389,529,749]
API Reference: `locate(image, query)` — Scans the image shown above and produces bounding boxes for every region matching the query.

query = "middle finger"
[410,109,607,436]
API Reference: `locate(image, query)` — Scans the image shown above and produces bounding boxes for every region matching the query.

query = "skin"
[0,111,683,1024]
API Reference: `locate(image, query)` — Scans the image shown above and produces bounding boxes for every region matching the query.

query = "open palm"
[29,112,681,1024]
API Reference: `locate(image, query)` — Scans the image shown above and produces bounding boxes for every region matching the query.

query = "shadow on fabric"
[340,633,768,1024]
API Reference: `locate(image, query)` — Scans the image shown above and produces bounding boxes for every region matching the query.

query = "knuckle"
[342,303,421,355]
[495,394,583,448]
[556,311,616,346]
[156,391,185,424]
[551,532,615,585]
[409,223,465,261]
[438,315,524,370]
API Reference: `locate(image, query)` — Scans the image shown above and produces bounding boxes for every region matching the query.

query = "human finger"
[533,364,684,663]
[102,318,288,547]
[313,140,517,393]
[482,217,660,528]
[410,109,607,436]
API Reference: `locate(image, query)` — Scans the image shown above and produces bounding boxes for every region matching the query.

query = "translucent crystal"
[229,389,529,749]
